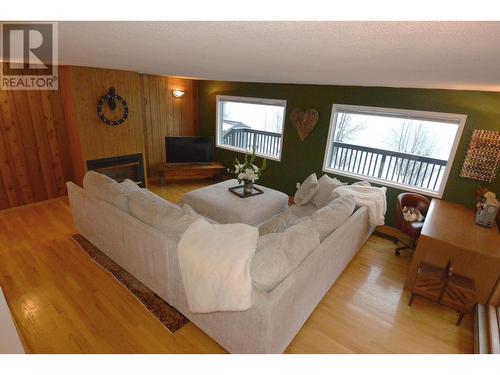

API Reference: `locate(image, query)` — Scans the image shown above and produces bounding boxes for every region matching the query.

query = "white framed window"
[216,95,287,161]
[322,104,466,198]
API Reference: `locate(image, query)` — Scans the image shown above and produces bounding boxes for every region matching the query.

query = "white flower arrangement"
[230,149,267,184]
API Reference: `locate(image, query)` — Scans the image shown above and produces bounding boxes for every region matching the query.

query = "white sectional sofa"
[67,173,374,353]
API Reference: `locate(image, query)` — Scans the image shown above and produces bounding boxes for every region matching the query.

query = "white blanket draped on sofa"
[334,185,387,226]
[177,218,259,313]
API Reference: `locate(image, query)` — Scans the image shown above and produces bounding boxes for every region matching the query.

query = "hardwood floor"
[0,179,473,353]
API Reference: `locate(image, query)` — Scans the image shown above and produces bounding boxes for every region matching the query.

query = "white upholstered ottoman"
[181,179,289,225]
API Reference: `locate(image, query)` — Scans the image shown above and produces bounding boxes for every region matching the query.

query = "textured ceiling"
[58,21,500,91]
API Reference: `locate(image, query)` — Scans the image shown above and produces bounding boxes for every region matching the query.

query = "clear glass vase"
[243,180,254,194]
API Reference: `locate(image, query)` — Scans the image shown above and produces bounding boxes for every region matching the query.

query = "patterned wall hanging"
[290,108,319,141]
[460,129,500,183]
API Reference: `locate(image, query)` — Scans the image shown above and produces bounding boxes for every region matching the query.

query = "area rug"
[72,234,189,332]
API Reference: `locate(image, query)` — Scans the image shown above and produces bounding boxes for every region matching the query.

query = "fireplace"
[86,153,145,187]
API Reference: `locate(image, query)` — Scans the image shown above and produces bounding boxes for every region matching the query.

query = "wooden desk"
[405,199,500,304]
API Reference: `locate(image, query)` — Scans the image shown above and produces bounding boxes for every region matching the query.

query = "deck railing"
[222,128,281,158]
[328,142,448,191]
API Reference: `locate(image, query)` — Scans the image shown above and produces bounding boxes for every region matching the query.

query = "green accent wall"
[198,80,500,227]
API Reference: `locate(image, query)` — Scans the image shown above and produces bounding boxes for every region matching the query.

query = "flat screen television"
[165,136,214,164]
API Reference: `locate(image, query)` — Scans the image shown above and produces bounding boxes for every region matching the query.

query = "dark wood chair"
[394,192,430,256]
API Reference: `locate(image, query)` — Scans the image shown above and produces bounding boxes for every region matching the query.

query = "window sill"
[216,144,282,162]
[323,167,443,198]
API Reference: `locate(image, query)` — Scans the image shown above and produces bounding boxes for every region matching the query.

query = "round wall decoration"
[97,87,129,126]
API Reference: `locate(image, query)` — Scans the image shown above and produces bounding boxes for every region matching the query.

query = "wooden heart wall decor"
[290,108,319,141]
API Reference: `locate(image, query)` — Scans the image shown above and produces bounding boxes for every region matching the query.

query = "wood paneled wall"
[61,66,147,184]
[0,84,73,209]
[140,74,198,176]
[0,65,198,209]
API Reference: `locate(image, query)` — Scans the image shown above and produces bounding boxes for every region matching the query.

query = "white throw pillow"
[294,173,319,206]
[289,202,318,218]
[251,219,320,292]
[128,190,199,238]
[352,180,371,187]
[120,179,142,192]
[83,170,131,212]
[258,210,303,235]
[310,195,356,241]
[311,174,346,208]
[135,187,180,209]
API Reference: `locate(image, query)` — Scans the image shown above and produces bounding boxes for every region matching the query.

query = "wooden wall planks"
[0,65,199,209]
[59,66,85,186]
[140,74,198,176]
[0,80,73,209]
[63,66,147,184]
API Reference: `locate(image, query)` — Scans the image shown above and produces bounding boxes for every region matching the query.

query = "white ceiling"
[58,21,500,91]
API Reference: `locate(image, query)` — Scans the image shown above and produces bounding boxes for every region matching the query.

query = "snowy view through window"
[217,97,286,160]
[324,106,463,195]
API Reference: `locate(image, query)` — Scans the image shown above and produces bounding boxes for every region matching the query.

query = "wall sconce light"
[172,89,185,98]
